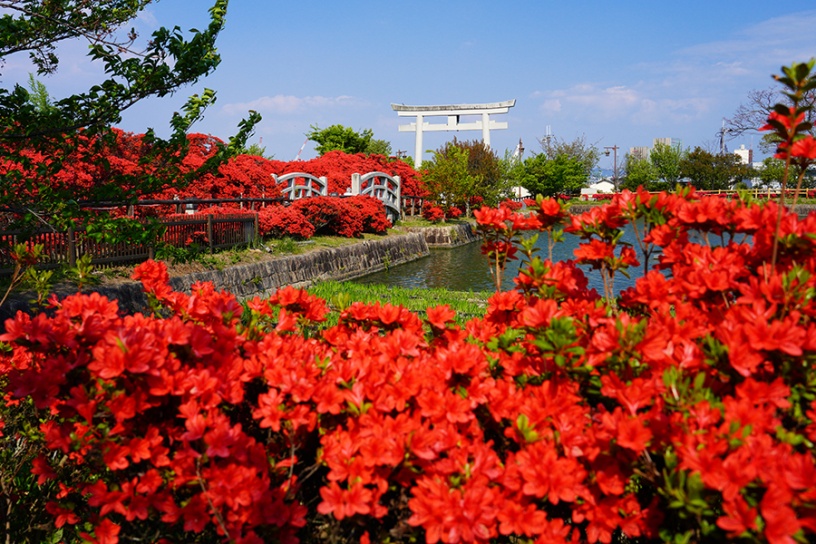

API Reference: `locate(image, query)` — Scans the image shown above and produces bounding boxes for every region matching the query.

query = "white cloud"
[137,9,159,28]
[221,94,364,115]
[650,10,816,87]
[537,84,644,120]
[534,82,713,130]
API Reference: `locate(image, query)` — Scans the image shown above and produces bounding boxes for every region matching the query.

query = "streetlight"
[603,145,619,191]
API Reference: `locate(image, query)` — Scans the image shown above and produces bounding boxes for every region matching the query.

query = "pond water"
[353,226,643,295]
[353,205,806,294]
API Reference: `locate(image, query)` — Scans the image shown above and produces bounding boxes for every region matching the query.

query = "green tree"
[650,142,685,185]
[422,143,477,215]
[366,138,393,157]
[756,157,814,190]
[620,153,660,191]
[519,152,587,197]
[538,134,600,179]
[679,147,749,191]
[307,124,391,156]
[499,149,526,197]
[1,0,259,218]
[26,73,52,112]
[242,141,273,159]
[757,157,787,189]
[1,1,251,139]
[450,138,508,207]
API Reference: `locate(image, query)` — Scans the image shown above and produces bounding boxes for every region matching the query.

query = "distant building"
[653,137,682,148]
[734,144,753,165]
[580,180,616,200]
[629,146,650,161]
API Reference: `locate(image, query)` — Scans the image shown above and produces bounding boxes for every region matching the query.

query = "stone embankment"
[0,224,478,323]
[405,223,478,247]
[169,232,430,298]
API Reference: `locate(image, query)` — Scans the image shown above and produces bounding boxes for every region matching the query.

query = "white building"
[734,144,753,165]
[580,180,616,200]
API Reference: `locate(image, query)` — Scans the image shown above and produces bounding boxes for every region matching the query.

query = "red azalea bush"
[421,202,465,223]
[421,203,446,223]
[342,195,392,233]
[2,62,816,544]
[268,150,425,198]
[446,206,463,219]
[2,187,816,544]
[500,199,523,211]
[291,197,365,238]
[258,205,316,239]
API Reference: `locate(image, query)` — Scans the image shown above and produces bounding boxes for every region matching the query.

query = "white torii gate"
[391,99,516,166]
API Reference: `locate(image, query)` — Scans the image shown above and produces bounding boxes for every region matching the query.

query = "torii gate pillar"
[391,99,516,166]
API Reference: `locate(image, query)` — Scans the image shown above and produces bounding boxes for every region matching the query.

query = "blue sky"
[3,1,816,170]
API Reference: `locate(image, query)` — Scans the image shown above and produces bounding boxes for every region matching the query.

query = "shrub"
[2,189,816,543]
[292,196,364,238]
[445,205,463,219]
[421,202,445,223]
[258,205,315,239]
[343,195,392,234]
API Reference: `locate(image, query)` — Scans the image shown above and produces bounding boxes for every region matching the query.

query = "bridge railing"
[351,172,401,223]
[275,173,328,200]
[276,171,403,221]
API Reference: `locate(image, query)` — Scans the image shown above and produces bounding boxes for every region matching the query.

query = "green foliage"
[154,241,207,264]
[0,0,261,223]
[516,134,600,197]
[679,147,750,190]
[758,156,788,188]
[365,138,392,157]
[457,139,509,206]
[650,142,686,185]
[307,124,382,156]
[538,134,600,177]
[0,1,153,75]
[84,216,166,247]
[519,152,588,197]
[2,0,230,138]
[26,73,52,112]
[242,141,272,159]
[423,138,508,211]
[422,143,477,213]
[0,242,44,308]
[620,153,660,191]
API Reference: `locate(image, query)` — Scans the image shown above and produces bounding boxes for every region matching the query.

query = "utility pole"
[604,145,619,191]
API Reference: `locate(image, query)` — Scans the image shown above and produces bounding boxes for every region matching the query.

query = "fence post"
[207,215,214,254]
[67,225,77,267]
[254,213,259,244]
[319,176,328,196]
[394,176,402,220]
[350,173,361,196]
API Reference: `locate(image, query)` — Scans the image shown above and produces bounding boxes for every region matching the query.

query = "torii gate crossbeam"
[391,99,515,166]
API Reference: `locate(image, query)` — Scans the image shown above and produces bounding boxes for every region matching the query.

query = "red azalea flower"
[317,481,372,520]
[759,107,805,133]
[791,135,816,159]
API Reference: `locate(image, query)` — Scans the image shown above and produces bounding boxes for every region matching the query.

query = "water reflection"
[354,227,641,294]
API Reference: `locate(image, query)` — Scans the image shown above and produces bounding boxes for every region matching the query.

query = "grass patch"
[394,217,474,228]
[308,280,491,326]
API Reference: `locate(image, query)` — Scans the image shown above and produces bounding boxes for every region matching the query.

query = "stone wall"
[0,232,430,323]
[406,223,477,247]
[168,232,429,297]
